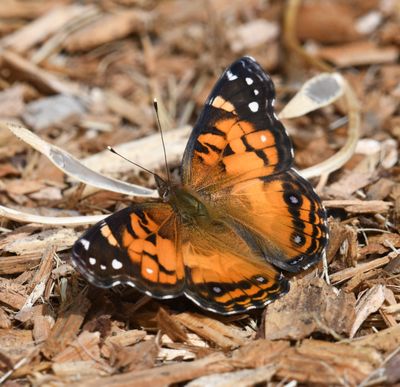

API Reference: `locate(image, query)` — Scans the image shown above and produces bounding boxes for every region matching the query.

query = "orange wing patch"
[100,224,120,247]
[226,170,328,272]
[72,203,185,299]
[181,220,288,315]
[190,115,289,191]
[121,206,185,291]
[211,96,236,113]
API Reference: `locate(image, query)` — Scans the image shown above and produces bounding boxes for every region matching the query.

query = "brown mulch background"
[0,0,399,386]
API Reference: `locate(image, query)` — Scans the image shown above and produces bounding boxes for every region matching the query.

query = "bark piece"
[276,340,381,385]
[175,313,248,349]
[41,293,91,360]
[63,10,153,52]
[186,365,276,387]
[264,277,356,340]
[350,285,386,337]
[318,41,398,67]
[1,5,95,53]
[297,2,360,43]
[73,352,232,387]
[53,331,101,363]
[22,94,85,131]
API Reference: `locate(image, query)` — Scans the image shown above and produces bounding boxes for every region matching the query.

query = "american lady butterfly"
[72,56,328,315]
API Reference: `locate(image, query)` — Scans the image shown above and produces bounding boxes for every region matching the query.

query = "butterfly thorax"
[169,186,211,226]
[155,175,211,225]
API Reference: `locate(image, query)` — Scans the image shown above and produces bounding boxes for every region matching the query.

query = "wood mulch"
[0,0,399,386]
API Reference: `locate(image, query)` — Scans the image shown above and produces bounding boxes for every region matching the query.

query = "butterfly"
[71,56,328,315]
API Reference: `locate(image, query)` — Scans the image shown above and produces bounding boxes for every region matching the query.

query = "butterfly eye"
[162,189,170,200]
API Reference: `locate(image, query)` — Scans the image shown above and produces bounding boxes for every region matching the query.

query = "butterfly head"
[155,174,171,202]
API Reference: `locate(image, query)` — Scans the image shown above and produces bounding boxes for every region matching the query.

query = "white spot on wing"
[213,286,222,294]
[290,195,299,204]
[112,259,123,270]
[80,239,90,251]
[294,235,302,244]
[89,257,96,265]
[245,77,254,85]
[254,89,259,95]
[100,264,106,270]
[146,267,154,274]
[261,134,267,142]
[249,101,259,112]
[226,70,238,81]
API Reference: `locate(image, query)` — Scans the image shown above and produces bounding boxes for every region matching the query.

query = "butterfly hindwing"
[181,218,289,315]
[72,203,185,299]
[182,56,293,191]
[222,170,328,272]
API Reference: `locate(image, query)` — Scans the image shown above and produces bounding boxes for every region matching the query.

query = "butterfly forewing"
[72,203,185,298]
[182,56,293,191]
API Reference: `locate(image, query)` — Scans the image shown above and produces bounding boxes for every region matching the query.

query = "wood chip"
[318,41,399,67]
[63,10,153,52]
[3,228,79,254]
[22,94,85,131]
[276,340,380,385]
[0,5,95,53]
[323,199,392,213]
[108,337,159,372]
[350,285,386,337]
[52,360,108,379]
[186,365,276,387]
[227,19,279,53]
[156,307,188,343]
[330,255,393,284]
[53,331,102,363]
[0,278,27,310]
[175,313,248,349]
[264,277,356,340]
[0,253,42,275]
[1,50,82,95]
[0,307,11,329]
[385,351,400,385]
[351,324,400,353]
[41,293,91,360]
[73,352,232,387]
[0,84,26,118]
[297,2,360,43]
[0,329,35,362]
[101,329,147,358]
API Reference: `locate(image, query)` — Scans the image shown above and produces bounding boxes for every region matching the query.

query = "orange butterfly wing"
[181,219,288,314]
[182,56,328,273]
[182,57,292,191]
[220,170,328,272]
[72,203,185,299]
[72,199,288,314]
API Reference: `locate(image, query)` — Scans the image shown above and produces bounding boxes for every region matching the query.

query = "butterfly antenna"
[153,98,171,184]
[107,146,163,181]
